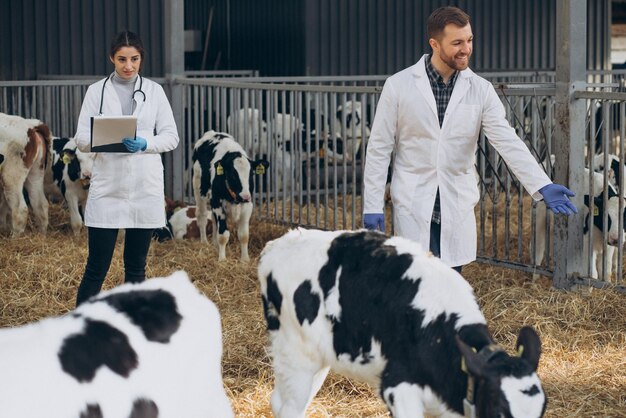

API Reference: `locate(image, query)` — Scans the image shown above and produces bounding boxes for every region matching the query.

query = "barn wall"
[303,0,611,75]
[0,0,612,80]
[184,0,305,76]
[0,0,165,80]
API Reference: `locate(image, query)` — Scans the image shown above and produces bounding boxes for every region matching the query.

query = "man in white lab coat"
[362,6,576,272]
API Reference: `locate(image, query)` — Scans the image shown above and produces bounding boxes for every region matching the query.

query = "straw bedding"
[0,202,624,417]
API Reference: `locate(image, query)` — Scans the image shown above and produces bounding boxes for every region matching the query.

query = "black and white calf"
[0,270,233,418]
[533,166,626,280]
[192,130,269,261]
[46,137,94,235]
[259,228,547,418]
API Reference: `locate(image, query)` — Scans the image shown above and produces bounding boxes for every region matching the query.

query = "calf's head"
[583,188,626,246]
[214,152,269,203]
[62,146,94,189]
[456,326,547,418]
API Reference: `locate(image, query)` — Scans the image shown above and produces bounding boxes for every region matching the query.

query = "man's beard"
[440,50,471,71]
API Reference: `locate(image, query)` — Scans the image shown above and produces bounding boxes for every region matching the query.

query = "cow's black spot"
[59,319,138,383]
[583,193,616,234]
[262,273,283,331]
[129,398,159,418]
[192,135,221,197]
[79,404,103,418]
[52,159,65,186]
[522,384,540,396]
[317,230,494,415]
[67,153,81,182]
[293,280,320,325]
[97,289,182,343]
[52,137,70,154]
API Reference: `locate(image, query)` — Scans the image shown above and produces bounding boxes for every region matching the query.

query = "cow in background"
[152,198,212,242]
[0,113,51,236]
[45,137,94,235]
[333,100,370,161]
[226,108,268,159]
[192,130,269,261]
[533,163,626,280]
[0,270,233,418]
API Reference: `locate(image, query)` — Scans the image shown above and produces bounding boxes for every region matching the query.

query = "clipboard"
[90,116,137,152]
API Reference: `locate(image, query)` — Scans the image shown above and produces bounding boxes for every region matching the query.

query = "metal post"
[553,0,586,289]
[164,0,185,200]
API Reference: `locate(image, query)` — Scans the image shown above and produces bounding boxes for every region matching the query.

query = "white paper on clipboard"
[90,115,137,152]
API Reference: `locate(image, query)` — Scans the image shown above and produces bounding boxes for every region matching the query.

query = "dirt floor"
[0,203,625,417]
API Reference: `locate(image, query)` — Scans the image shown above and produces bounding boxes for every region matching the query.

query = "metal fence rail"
[1,75,626,289]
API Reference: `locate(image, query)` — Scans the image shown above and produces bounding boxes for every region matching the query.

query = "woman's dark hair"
[427,6,470,41]
[109,30,145,61]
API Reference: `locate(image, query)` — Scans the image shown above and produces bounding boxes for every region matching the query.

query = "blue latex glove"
[122,136,147,153]
[539,183,578,215]
[363,213,385,231]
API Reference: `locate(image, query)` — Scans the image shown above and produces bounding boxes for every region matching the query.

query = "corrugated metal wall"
[0,0,165,80]
[0,0,612,80]
[184,0,305,76]
[303,0,611,75]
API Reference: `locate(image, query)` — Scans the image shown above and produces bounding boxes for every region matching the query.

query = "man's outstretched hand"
[539,183,577,215]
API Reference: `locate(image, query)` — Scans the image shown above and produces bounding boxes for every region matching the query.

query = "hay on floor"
[0,203,624,417]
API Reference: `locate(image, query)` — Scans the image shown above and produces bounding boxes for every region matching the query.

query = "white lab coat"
[363,55,551,267]
[74,74,179,229]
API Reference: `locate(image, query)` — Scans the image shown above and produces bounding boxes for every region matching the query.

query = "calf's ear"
[456,335,487,379]
[251,158,270,175]
[515,326,541,371]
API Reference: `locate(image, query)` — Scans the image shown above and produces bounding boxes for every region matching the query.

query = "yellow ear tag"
[593,206,599,217]
[216,163,224,176]
[62,154,71,165]
[517,345,524,357]
[319,148,325,158]
[255,165,265,175]
[460,347,477,373]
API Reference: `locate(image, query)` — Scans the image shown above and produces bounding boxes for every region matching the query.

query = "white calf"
[227,108,268,158]
[0,270,233,418]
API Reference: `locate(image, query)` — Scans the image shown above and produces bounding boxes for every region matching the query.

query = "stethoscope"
[98,73,146,115]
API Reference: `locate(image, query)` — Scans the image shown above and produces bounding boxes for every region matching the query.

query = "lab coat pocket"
[450,104,480,138]
[454,172,480,215]
[390,170,421,213]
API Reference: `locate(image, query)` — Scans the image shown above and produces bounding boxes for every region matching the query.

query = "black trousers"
[76,227,153,306]
[429,221,463,274]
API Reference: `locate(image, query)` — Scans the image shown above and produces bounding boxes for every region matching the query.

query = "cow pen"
[3,73,626,289]
[1,72,626,416]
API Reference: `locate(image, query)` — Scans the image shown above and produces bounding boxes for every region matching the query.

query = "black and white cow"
[333,100,370,161]
[46,137,94,235]
[259,228,547,418]
[192,130,269,261]
[0,270,233,418]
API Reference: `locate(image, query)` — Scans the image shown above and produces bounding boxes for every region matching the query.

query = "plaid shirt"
[425,55,459,224]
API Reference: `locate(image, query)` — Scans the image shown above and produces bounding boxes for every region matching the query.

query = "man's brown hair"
[427,6,470,41]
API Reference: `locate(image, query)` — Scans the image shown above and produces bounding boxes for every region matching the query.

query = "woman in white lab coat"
[74,31,179,305]
[363,6,576,270]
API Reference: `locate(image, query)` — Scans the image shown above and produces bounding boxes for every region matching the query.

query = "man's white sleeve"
[363,80,397,214]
